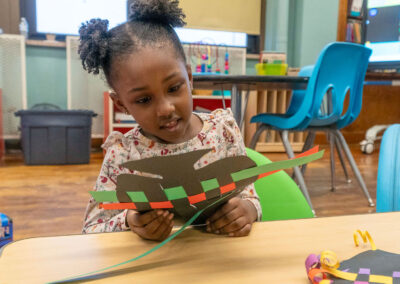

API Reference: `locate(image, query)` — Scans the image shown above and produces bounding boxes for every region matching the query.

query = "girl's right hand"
[126,210,174,241]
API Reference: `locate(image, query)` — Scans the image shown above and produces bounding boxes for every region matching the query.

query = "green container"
[255,63,288,75]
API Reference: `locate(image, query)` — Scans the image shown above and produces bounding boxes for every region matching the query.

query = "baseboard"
[255,142,304,152]
[4,138,104,152]
[314,132,365,145]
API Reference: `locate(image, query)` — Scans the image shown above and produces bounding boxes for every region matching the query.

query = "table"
[1,212,399,283]
[193,75,309,126]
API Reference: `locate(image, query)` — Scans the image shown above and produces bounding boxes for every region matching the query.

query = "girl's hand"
[206,197,257,237]
[126,209,174,241]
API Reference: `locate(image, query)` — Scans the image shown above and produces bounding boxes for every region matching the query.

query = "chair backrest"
[376,124,400,212]
[304,42,371,128]
[286,65,314,116]
[245,148,314,221]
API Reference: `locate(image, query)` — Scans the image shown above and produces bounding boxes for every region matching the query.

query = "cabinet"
[0,89,4,160]
[0,34,27,139]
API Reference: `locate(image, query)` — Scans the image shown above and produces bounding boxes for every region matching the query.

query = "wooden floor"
[0,144,378,241]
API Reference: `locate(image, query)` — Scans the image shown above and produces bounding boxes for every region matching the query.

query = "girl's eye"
[168,83,182,93]
[135,96,151,104]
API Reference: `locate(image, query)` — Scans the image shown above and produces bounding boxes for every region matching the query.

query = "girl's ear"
[109,91,128,114]
[186,64,193,92]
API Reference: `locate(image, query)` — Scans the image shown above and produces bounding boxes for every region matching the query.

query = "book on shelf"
[115,112,136,123]
[346,21,362,44]
[349,0,364,17]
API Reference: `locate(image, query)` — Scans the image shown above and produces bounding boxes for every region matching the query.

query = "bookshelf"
[337,0,366,43]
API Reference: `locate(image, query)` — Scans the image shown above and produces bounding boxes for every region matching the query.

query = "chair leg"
[302,132,316,175]
[292,131,315,179]
[334,136,351,183]
[328,132,336,192]
[333,130,375,207]
[249,124,268,149]
[280,130,315,213]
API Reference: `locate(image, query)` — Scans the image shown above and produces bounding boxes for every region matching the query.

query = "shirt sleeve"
[82,134,131,233]
[218,109,263,221]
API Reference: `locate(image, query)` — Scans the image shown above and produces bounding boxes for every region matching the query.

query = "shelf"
[26,39,66,48]
[112,123,136,128]
[366,72,400,81]
[347,15,363,21]
[246,54,260,60]
[193,95,231,99]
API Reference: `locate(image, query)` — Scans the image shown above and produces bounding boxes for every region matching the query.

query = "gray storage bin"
[15,109,97,165]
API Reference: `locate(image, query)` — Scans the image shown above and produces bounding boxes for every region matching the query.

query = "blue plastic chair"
[376,124,400,212]
[249,42,374,211]
[283,65,314,128]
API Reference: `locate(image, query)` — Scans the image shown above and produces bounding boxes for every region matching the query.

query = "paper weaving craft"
[51,146,323,283]
[305,230,400,284]
[90,146,324,220]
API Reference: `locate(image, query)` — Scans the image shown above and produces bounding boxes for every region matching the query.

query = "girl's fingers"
[207,207,242,232]
[144,211,171,234]
[155,218,174,241]
[139,212,173,240]
[150,213,173,239]
[228,223,252,237]
[219,216,248,234]
[208,197,240,223]
[131,210,164,227]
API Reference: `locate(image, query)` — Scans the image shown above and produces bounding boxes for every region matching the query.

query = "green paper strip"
[231,150,325,182]
[89,191,119,202]
[164,186,187,200]
[126,191,148,203]
[48,192,234,284]
[201,178,219,192]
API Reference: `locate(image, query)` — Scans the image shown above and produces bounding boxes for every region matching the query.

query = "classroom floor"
[0,144,378,241]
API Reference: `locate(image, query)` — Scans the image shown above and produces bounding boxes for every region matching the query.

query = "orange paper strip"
[220,183,236,194]
[149,201,174,209]
[188,192,206,204]
[100,203,137,210]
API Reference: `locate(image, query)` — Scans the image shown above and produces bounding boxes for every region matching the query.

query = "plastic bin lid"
[0,213,11,226]
[15,109,97,117]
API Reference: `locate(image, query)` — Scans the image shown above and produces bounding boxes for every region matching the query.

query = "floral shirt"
[82,108,262,233]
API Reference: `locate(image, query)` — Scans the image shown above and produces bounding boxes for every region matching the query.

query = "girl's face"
[110,45,202,144]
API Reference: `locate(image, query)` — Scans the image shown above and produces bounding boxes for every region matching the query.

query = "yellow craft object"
[354,230,377,250]
[320,250,358,281]
[308,230,379,283]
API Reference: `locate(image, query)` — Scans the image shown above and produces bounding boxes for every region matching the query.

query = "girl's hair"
[78,0,186,87]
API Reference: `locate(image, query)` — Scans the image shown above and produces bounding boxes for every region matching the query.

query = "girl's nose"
[156,98,175,117]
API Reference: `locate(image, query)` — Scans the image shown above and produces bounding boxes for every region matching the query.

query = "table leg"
[239,89,250,130]
[231,84,241,124]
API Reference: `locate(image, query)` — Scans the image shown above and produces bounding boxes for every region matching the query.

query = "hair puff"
[129,0,186,28]
[78,18,110,74]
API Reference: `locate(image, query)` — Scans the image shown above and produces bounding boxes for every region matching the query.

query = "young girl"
[80,0,261,241]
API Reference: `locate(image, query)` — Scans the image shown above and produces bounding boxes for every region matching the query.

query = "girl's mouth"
[161,118,181,131]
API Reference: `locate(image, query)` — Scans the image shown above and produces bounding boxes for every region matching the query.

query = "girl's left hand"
[206,197,258,237]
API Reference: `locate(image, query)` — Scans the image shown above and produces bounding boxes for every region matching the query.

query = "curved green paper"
[245,148,314,221]
[231,151,324,181]
[48,193,233,283]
